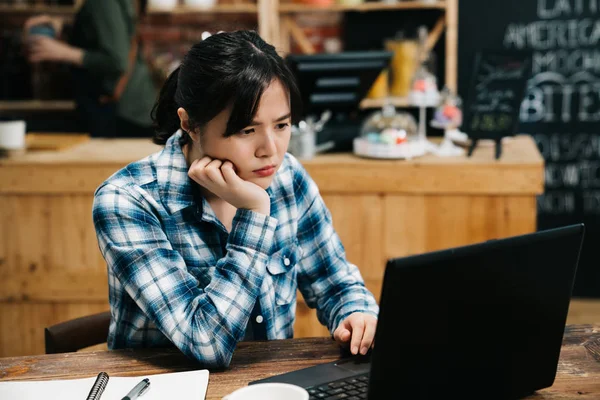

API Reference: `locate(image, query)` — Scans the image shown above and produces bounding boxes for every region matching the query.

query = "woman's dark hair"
[151,30,302,146]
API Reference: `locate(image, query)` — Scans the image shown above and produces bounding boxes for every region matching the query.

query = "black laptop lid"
[368,224,584,399]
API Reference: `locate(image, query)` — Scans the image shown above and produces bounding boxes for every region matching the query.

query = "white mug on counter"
[222,382,309,400]
[0,120,26,156]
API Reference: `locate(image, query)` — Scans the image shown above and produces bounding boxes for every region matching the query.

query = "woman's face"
[190,79,292,189]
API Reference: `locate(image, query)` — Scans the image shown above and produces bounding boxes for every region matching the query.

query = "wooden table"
[1,325,599,399]
[0,133,544,356]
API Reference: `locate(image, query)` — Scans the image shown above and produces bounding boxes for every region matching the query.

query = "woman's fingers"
[220,161,240,185]
[188,156,213,182]
[359,318,376,355]
[349,318,366,355]
[204,159,225,186]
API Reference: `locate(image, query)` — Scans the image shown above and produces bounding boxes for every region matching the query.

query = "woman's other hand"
[333,312,378,356]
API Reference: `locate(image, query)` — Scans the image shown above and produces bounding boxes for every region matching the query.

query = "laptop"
[250,224,585,399]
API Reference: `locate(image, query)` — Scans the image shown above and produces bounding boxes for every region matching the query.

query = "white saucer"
[353,138,427,160]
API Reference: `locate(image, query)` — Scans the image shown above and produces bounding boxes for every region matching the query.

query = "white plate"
[353,138,427,160]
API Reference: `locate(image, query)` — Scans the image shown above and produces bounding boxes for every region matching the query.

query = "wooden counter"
[0,134,544,357]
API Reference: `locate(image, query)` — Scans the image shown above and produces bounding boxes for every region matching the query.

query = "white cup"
[222,382,309,400]
[0,120,26,155]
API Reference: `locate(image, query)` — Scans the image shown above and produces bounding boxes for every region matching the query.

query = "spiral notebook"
[0,369,209,400]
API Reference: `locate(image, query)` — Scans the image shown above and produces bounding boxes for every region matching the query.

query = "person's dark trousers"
[75,95,117,138]
[76,96,153,139]
[116,116,154,139]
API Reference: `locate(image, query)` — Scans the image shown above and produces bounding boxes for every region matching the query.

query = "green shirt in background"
[69,0,157,128]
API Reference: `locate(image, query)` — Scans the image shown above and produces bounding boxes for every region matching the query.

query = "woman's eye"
[240,128,254,135]
[276,123,290,130]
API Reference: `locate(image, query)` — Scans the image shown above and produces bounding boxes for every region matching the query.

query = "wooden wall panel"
[294,302,330,338]
[322,194,384,299]
[384,195,537,260]
[0,303,109,357]
[0,194,110,357]
[0,194,107,302]
[0,197,8,280]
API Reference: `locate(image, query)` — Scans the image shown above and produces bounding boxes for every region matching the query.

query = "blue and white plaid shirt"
[93,130,379,367]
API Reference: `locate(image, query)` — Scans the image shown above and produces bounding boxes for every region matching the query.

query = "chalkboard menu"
[458,0,600,297]
[463,51,532,158]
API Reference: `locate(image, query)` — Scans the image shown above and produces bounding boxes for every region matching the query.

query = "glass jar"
[353,104,425,159]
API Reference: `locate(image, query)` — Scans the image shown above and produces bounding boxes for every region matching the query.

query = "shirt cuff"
[229,209,278,255]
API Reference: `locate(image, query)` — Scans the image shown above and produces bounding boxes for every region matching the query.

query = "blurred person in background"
[23,0,156,138]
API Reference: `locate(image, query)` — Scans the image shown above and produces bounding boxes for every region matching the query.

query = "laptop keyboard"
[306,373,370,400]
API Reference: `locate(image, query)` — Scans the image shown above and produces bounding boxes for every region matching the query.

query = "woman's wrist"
[249,195,271,216]
[249,205,270,216]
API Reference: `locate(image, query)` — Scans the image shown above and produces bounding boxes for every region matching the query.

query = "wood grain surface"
[1,325,599,399]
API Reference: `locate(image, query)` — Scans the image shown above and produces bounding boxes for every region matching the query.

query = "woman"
[92,30,378,367]
[23,0,156,138]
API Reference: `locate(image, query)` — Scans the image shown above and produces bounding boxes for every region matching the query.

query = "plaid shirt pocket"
[267,240,302,306]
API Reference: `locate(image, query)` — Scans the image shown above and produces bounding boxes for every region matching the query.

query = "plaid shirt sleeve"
[291,158,379,333]
[93,183,277,367]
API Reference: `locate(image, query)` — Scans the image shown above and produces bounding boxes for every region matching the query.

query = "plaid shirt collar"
[155,130,196,216]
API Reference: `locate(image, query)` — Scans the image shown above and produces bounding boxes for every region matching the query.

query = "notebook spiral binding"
[86,372,109,400]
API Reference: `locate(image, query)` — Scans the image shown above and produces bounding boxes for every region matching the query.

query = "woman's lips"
[253,165,276,177]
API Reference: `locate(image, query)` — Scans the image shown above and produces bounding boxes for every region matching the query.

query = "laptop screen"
[368,224,584,399]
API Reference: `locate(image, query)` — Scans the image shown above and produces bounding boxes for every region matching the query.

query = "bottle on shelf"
[384,30,418,99]
[365,68,389,100]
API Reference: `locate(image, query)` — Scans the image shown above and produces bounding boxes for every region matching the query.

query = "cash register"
[285,51,393,156]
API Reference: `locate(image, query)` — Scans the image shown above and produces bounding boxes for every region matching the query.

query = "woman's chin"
[248,176,273,189]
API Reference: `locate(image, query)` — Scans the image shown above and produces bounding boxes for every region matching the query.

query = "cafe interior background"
[1,0,600,357]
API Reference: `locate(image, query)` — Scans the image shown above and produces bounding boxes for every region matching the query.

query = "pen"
[121,378,151,400]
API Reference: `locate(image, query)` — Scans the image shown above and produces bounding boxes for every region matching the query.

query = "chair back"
[44,311,111,354]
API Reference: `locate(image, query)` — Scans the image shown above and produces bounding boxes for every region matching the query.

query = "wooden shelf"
[148,4,258,14]
[360,96,411,109]
[26,132,90,152]
[0,4,77,14]
[0,100,76,112]
[279,1,446,13]
[275,0,457,94]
